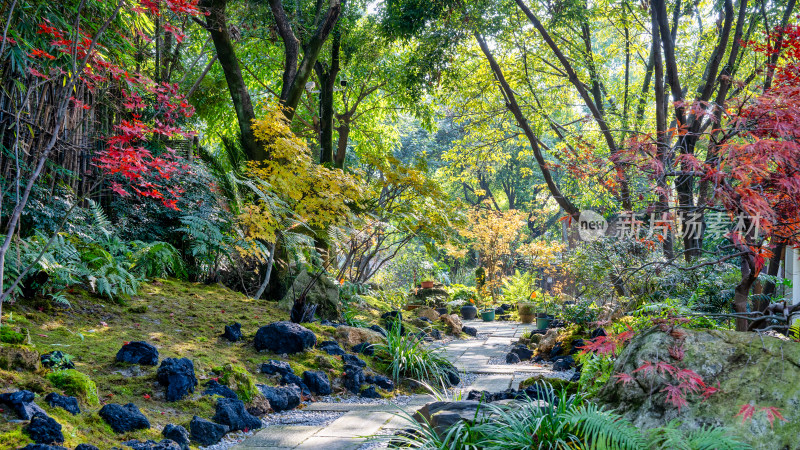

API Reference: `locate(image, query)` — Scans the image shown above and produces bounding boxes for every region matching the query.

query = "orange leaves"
[28,48,55,60]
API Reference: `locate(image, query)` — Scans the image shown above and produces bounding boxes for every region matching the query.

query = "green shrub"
[561,299,599,326]
[46,369,99,405]
[501,270,537,304]
[576,352,615,398]
[212,364,260,403]
[0,326,26,344]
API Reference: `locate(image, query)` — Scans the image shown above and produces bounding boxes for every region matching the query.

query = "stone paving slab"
[295,436,365,450]
[302,403,397,412]
[239,425,321,448]
[469,374,513,392]
[316,411,395,438]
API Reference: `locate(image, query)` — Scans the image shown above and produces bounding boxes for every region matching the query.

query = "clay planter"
[421,280,434,289]
[435,307,448,316]
[481,309,495,322]
[405,304,424,311]
[518,302,535,324]
[460,305,478,320]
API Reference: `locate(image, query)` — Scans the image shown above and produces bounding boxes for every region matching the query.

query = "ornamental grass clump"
[375,322,452,386]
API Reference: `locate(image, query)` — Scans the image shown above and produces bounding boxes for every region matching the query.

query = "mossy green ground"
[0,279,394,448]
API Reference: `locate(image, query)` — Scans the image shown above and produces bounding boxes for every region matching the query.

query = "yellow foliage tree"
[457,204,566,305]
[239,102,362,244]
[459,206,528,304]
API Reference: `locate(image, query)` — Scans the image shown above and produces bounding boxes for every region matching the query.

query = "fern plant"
[576,352,615,398]
[647,420,751,450]
[478,384,646,450]
[501,270,537,304]
[131,241,186,279]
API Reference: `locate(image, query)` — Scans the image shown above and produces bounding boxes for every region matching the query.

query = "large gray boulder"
[278,270,340,320]
[412,401,507,437]
[597,326,800,449]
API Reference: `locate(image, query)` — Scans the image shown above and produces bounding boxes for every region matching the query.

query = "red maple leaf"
[613,372,635,385]
[654,361,678,377]
[760,406,786,428]
[734,404,756,424]
[668,344,685,361]
[661,384,688,411]
[700,382,721,400]
[674,369,705,392]
[633,360,655,376]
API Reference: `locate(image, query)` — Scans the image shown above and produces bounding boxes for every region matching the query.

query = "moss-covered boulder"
[212,364,261,403]
[278,270,340,320]
[334,326,384,347]
[597,326,800,449]
[0,325,27,344]
[0,345,39,371]
[46,369,99,406]
[519,375,577,395]
[408,285,449,306]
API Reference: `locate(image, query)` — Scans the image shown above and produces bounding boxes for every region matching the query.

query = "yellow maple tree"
[239,101,362,243]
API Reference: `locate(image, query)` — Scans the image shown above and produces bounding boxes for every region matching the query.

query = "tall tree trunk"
[315,29,341,165]
[651,0,675,259]
[200,0,267,161]
[474,32,580,220]
[269,0,342,122]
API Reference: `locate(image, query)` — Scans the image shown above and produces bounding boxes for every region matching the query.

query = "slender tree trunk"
[474,32,580,220]
[734,254,758,332]
[269,0,342,122]
[254,241,277,300]
[763,243,785,298]
[651,1,675,259]
[334,119,350,169]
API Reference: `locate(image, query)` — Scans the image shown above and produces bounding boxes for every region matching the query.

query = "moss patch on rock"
[0,345,39,371]
[0,325,27,344]
[46,369,99,406]
[213,363,261,403]
[519,375,578,395]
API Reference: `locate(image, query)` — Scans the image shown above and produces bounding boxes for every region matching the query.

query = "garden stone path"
[232,320,556,450]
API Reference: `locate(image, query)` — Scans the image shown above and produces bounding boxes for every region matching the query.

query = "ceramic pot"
[461,304,478,320]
